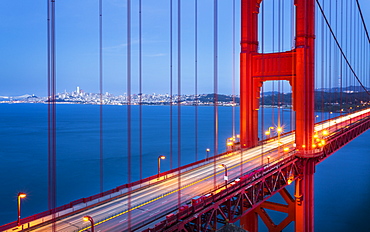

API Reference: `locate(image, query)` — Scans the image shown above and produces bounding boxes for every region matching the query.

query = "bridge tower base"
[295,158,315,232]
[240,167,315,232]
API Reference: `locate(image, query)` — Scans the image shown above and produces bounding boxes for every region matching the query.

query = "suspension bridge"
[1,0,370,231]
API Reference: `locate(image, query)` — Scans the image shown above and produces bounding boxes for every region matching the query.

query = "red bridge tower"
[240,0,316,231]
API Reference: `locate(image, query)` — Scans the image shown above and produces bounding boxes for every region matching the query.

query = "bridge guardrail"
[0,145,236,231]
[2,108,369,231]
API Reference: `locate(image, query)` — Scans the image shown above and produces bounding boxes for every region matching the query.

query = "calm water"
[0,104,369,231]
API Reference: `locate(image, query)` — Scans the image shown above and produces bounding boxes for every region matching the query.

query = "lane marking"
[77,110,370,231]
[78,150,268,232]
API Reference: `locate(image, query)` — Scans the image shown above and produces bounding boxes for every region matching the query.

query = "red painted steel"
[240,0,315,150]
[148,116,370,232]
[2,115,369,231]
[240,1,316,231]
[0,149,235,231]
[156,158,302,231]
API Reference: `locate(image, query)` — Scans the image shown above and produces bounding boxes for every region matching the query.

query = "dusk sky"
[0,0,369,96]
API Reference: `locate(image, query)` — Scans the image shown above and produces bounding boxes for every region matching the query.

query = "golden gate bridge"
[1,0,370,231]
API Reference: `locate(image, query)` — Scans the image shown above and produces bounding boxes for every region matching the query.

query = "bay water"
[0,104,369,231]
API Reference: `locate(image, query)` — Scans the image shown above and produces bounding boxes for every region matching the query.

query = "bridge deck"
[1,109,370,232]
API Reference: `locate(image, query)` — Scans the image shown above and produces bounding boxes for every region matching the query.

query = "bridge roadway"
[12,108,370,232]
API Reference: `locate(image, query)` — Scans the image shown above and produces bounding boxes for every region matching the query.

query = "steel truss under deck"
[147,116,370,232]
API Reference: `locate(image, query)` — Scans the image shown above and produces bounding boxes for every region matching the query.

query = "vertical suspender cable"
[332,0,338,121]
[47,0,51,213]
[261,0,264,161]
[139,0,143,180]
[99,0,104,193]
[170,0,173,169]
[232,0,236,139]
[47,1,57,231]
[329,0,332,118]
[213,0,218,189]
[195,0,198,161]
[354,2,357,106]
[350,1,353,98]
[272,0,275,125]
[177,0,182,208]
[277,0,281,132]
[281,0,284,125]
[320,0,324,117]
[340,0,343,113]
[346,0,349,107]
[127,0,132,230]
[291,1,294,132]
[233,0,241,175]
[322,0,325,118]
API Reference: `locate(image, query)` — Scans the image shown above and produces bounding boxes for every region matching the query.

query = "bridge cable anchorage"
[316,0,370,96]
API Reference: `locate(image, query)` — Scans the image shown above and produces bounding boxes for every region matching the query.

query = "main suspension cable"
[316,0,370,95]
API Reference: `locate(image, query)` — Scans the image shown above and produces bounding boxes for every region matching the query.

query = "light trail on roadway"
[18,108,370,232]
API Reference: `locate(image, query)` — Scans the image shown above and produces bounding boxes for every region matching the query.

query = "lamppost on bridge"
[267,156,270,165]
[265,127,274,139]
[206,148,210,160]
[218,164,228,188]
[83,215,95,232]
[157,155,166,179]
[276,126,283,157]
[17,192,26,226]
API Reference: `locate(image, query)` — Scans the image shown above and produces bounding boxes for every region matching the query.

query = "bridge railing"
[0,143,239,231]
[142,155,300,232]
[2,108,369,231]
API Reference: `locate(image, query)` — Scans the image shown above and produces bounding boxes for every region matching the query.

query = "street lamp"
[267,156,270,165]
[218,164,228,188]
[157,155,165,179]
[206,148,210,160]
[265,127,274,139]
[17,192,26,226]
[276,126,283,157]
[83,216,94,232]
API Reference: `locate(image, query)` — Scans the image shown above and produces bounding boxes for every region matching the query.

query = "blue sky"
[0,0,369,96]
